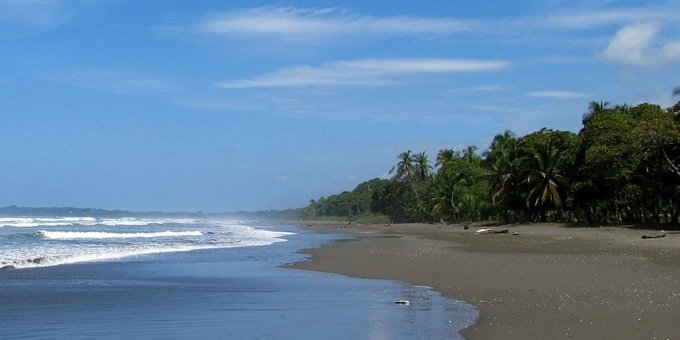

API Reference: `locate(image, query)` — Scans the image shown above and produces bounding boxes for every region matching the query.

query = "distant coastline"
[0,205,301,220]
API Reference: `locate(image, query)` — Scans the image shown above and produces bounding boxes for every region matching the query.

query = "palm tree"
[583,101,610,125]
[389,150,424,203]
[462,145,478,164]
[490,149,518,204]
[490,130,517,150]
[522,142,566,215]
[588,101,611,113]
[615,103,632,115]
[431,167,468,222]
[435,149,456,170]
[673,86,680,97]
[389,150,414,182]
[488,133,521,204]
[413,151,433,180]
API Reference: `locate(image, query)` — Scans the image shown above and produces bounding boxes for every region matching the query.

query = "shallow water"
[0,219,478,339]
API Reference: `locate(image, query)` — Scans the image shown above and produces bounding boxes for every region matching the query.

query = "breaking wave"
[0,219,295,269]
[35,230,204,240]
[0,217,197,228]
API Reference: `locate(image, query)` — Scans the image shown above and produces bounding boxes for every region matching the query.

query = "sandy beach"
[292,222,680,339]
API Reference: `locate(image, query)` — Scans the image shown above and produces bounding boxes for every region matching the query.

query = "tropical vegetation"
[301,90,680,226]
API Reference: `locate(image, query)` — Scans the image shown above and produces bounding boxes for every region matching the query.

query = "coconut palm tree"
[389,150,414,182]
[462,145,479,164]
[488,132,521,202]
[431,167,468,222]
[490,130,517,150]
[413,151,433,180]
[522,142,566,215]
[435,149,456,170]
[583,101,611,125]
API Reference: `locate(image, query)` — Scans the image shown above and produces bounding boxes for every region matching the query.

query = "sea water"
[0,217,478,339]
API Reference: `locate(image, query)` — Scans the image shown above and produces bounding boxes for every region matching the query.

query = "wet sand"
[292,222,680,339]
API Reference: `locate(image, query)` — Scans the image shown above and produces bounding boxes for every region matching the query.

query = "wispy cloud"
[217,58,510,88]
[524,91,588,100]
[602,23,680,66]
[541,7,680,30]
[196,6,475,43]
[466,85,507,92]
[56,70,174,95]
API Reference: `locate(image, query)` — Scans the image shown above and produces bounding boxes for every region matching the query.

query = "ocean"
[0,217,478,339]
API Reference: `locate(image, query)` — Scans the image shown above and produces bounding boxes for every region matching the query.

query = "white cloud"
[602,23,680,66]
[196,6,474,43]
[466,85,507,92]
[217,58,510,88]
[525,91,588,100]
[57,70,173,95]
[602,23,658,65]
[543,7,679,30]
[659,41,680,62]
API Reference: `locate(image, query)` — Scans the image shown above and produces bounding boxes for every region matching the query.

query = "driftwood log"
[475,228,509,235]
[641,233,666,239]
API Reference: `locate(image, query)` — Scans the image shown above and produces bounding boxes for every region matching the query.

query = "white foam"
[214,221,295,239]
[0,220,295,269]
[97,218,197,226]
[1,244,223,269]
[0,217,197,228]
[36,230,204,240]
[0,217,97,228]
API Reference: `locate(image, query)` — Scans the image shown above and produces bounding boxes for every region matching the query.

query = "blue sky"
[1,0,679,212]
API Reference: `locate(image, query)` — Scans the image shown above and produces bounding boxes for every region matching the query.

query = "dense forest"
[301,88,680,226]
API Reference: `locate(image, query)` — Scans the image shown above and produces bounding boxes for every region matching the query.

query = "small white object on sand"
[475,228,509,235]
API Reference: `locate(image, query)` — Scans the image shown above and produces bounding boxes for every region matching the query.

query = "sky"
[1,0,679,212]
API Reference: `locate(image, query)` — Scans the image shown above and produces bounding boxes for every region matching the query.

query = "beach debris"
[475,228,509,235]
[641,233,666,239]
[394,300,410,306]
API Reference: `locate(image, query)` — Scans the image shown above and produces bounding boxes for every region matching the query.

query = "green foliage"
[302,94,680,226]
[573,103,680,223]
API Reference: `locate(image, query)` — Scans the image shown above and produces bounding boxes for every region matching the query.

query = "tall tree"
[583,101,610,125]
[389,150,415,182]
[523,142,567,214]
[487,131,524,221]
[413,152,433,180]
[462,145,479,164]
[435,149,456,170]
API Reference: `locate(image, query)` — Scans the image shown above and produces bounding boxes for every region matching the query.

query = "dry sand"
[291,222,680,339]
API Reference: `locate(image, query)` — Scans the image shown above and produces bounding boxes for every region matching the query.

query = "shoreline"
[291,222,680,339]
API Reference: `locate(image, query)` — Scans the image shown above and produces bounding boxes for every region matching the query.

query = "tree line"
[301,89,680,225]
